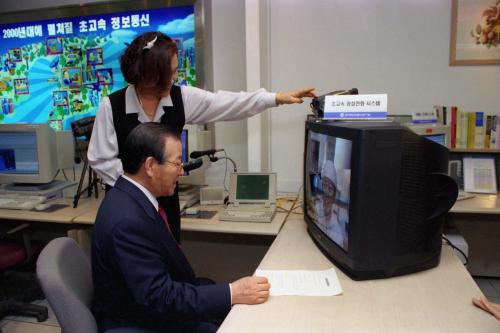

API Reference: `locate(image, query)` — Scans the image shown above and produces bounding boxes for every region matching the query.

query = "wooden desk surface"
[71,197,103,225]
[218,216,500,333]
[450,194,500,214]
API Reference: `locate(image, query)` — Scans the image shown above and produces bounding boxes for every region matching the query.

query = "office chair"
[0,223,48,322]
[36,237,153,333]
[71,116,99,208]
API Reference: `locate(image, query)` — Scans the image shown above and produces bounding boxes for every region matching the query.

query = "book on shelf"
[433,105,446,125]
[467,112,475,149]
[491,115,498,149]
[474,112,485,149]
[485,115,493,149]
[450,106,457,148]
[456,109,468,149]
[495,116,500,149]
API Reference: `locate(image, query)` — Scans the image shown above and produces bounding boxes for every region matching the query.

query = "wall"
[204,0,248,187]
[1,0,499,193]
[0,0,104,12]
[266,0,500,192]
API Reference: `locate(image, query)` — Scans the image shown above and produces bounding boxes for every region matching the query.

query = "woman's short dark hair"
[122,123,180,175]
[120,32,178,94]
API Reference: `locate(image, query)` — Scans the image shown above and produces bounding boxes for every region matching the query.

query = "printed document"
[463,157,497,194]
[255,268,342,296]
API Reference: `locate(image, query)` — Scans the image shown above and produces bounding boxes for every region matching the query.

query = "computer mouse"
[34,203,51,211]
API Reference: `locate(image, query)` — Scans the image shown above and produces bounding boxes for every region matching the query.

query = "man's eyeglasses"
[164,160,184,169]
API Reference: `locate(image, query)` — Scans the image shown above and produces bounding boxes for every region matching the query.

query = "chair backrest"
[36,237,97,333]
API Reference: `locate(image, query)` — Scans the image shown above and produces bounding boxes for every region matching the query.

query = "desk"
[0,196,102,257]
[72,199,291,282]
[219,216,500,333]
[73,201,289,235]
[449,194,500,277]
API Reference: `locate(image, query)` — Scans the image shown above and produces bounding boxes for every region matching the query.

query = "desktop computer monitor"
[303,120,458,280]
[0,123,58,185]
[179,124,211,186]
[405,124,450,148]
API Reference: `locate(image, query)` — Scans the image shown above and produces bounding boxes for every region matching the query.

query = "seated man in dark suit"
[92,123,270,333]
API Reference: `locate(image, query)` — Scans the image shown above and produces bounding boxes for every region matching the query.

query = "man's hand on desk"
[473,297,500,320]
[231,276,270,305]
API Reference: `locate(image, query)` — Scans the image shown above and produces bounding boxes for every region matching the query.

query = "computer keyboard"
[0,194,47,210]
[218,210,275,223]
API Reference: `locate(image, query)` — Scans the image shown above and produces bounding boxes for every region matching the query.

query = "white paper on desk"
[255,268,342,296]
[463,157,497,194]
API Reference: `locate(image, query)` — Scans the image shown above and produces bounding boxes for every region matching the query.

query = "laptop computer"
[218,172,277,223]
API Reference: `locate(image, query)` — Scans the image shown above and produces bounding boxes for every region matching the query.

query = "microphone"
[189,149,224,159]
[182,158,203,172]
[310,88,358,119]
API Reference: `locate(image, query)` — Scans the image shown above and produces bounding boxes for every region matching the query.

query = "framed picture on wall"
[450,0,500,65]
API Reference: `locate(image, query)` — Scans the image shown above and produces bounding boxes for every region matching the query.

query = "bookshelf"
[450,148,500,154]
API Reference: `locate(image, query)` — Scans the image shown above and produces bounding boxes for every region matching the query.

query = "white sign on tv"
[323,94,387,120]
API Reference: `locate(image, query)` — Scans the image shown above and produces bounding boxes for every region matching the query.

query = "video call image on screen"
[0,132,39,174]
[305,131,352,251]
[0,5,196,130]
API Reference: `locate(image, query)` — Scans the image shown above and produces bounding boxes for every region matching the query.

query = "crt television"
[303,120,458,280]
[0,0,203,130]
[0,123,58,185]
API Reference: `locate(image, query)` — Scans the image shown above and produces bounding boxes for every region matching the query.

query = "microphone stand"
[208,155,237,172]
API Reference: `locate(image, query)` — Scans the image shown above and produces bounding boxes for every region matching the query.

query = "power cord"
[442,235,468,266]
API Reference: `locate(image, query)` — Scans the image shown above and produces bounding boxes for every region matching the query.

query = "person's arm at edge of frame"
[182,86,316,124]
[87,96,123,187]
[472,297,500,320]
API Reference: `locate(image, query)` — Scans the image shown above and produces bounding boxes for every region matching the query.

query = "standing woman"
[88,32,315,242]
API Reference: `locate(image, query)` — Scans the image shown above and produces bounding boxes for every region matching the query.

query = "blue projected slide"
[0,6,195,130]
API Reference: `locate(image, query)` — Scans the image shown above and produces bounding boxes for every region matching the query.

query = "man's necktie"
[158,206,171,231]
[158,206,179,245]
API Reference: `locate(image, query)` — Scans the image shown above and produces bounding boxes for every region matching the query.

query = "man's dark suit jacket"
[92,177,231,332]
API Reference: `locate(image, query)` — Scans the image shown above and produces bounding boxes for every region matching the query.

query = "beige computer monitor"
[405,123,450,148]
[0,123,58,185]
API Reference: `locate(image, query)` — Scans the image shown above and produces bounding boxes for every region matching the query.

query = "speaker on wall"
[200,186,225,205]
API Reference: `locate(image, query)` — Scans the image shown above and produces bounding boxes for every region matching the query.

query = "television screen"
[0,5,196,130]
[305,131,352,251]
